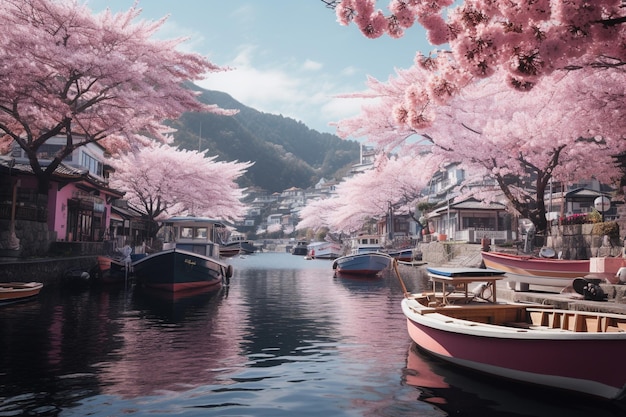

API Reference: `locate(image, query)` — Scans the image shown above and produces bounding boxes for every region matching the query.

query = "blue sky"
[87,1,432,134]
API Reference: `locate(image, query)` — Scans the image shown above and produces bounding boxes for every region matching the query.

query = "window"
[80,152,103,177]
[180,227,194,238]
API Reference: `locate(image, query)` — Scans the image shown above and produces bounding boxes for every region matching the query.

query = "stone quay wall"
[419,241,484,266]
[0,256,98,285]
[547,223,623,260]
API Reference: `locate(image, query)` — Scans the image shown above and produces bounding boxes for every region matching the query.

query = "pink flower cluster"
[559,213,589,225]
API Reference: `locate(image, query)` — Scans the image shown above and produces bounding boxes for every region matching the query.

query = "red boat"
[481,251,590,288]
[402,267,626,401]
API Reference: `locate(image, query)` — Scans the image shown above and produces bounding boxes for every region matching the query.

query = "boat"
[0,282,43,304]
[94,245,136,284]
[481,250,590,288]
[331,234,393,276]
[385,247,420,263]
[400,266,626,401]
[291,240,309,256]
[332,252,393,276]
[62,268,92,288]
[219,232,256,257]
[95,255,137,284]
[306,241,343,260]
[132,216,233,292]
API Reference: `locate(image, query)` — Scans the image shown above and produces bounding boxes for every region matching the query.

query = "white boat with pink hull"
[401,267,626,401]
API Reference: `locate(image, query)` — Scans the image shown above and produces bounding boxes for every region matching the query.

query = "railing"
[0,202,47,222]
[454,229,512,243]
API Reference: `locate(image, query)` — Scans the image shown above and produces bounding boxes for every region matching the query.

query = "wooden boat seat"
[526,308,626,333]
[434,303,528,325]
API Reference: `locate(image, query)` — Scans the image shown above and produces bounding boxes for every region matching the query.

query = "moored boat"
[481,250,590,288]
[401,266,626,401]
[306,241,343,260]
[332,252,393,276]
[291,240,309,256]
[332,234,392,276]
[220,232,256,257]
[133,216,233,292]
[0,282,43,304]
[95,249,135,284]
[385,247,419,263]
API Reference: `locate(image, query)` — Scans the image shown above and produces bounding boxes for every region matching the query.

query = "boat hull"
[219,246,241,258]
[0,282,43,304]
[402,299,626,401]
[332,253,392,276]
[133,248,228,292]
[481,251,590,287]
[220,240,256,255]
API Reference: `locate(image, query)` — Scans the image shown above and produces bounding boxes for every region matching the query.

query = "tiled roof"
[0,157,123,197]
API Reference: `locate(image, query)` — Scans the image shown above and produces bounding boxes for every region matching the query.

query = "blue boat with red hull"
[132,217,233,292]
[332,252,393,276]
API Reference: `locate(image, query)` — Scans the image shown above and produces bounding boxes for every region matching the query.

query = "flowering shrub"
[559,213,590,225]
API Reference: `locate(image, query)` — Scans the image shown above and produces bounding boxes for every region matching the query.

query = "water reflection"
[4,253,622,416]
[404,343,626,417]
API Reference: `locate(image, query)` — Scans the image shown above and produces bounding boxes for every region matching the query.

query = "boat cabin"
[161,216,227,259]
[350,234,385,254]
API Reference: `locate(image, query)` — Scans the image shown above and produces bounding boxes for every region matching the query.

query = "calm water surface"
[1,253,625,416]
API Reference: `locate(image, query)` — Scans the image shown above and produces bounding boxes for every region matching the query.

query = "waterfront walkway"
[420,242,626,315]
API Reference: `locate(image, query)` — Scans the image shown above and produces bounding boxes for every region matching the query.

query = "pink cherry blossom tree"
[331,0,624,86]
[297,152,439,234]
[326,0,625,130]
[109,144,252,236]
[0,0,235,193]
[338,68,625,235]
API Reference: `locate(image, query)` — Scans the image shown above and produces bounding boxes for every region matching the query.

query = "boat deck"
[411,296,626,333]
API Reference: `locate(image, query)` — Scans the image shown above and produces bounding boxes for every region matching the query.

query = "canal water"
[1,252,624,416]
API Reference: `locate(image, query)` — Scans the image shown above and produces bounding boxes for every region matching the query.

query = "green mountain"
[168,85,361,192]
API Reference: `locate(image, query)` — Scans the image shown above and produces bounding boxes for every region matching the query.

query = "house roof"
[430,197,506,216]
[0,156,123,198]
[564,187,607,199]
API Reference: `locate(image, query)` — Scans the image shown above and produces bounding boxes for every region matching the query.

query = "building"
[0,138,128,257]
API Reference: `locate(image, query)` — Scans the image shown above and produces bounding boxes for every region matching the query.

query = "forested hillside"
[168,85,361,192]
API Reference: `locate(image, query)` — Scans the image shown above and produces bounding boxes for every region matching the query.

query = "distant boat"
[401,266,626,401]
[291,240,309,256]
[332,252,393,277]
[0,282,43,304]
[307,241,343,260]
[385,248,420,263]
[133,216,233,292]
[219,232,256,257]
[332,234,392,276]
[481,251,590,288]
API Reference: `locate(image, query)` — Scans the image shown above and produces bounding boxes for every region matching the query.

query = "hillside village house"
[0,137,142,257]
[420,165,617,245]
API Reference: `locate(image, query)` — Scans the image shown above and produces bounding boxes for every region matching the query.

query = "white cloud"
[197,46,365,134]
[302,59,323,71]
